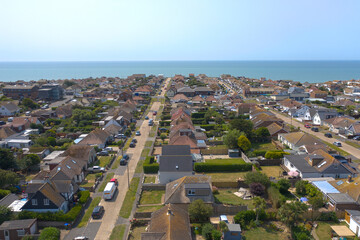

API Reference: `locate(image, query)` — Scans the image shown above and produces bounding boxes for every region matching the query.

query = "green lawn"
[77,197,101,228]
[98,156,112,167]
[149,131,156,137]
[315,222,350,240]
[139,190,164,205]
[119,177,140,218]
[243,226,289,240]
[260,166,284,179]
[135,159,144,173]
[109,224,126,240]
[204,172,248,182]
[145,141,153,147]
[136,205,163,213]
[205,158,245,164]
[144,176,156,183]
[112,156,121,169]
[80,173,98,188]
[252,142,279,151]
[129,226,147,240]
[209,145,228,150]
[98,173,115,192]
[214,188,254,209]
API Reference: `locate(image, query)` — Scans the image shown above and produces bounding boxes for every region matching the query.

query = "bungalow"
[323,117,356,134]
[345,210,360,237]
[164,175,214,204]
[134,86,152,96]
[0,102,20,116]
[0,219,37,240]
[172,94,189,103]
[166,87,177,97]
[177,87,195,97]
[267,122,289,138]
[251,113,284,129]
[194,86,214,96]
[6,117,41,132]
[347,123,360,136]
[141,204,192,240]
[78,128,111,149]
[278,99,302,111]
[278,132,324,151]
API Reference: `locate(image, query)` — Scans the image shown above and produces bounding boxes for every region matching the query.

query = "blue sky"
[1,0,360,61]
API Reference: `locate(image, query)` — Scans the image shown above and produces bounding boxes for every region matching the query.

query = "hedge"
[191,112,206,119]
[39,227,60,240]
[265,151,289,159]
[253,150,267,157]
[0,189,11,199]
[194,162,252,172]
[200,124,216,131]
[193,118,206,124]
[19,204,82,222]
[78,190,90,204]
[143,163,159,173]
[159,121,171,127]
[161,114,171,121]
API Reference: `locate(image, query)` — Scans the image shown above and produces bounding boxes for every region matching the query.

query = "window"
[188,189,196,196]
[44,198,50,205]
[32,199,38,206]
[17,229,25,236]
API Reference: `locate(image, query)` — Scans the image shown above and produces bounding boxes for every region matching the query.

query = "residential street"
[271,110,360,158]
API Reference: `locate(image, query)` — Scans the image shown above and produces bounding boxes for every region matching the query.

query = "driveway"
[271,110,360,158]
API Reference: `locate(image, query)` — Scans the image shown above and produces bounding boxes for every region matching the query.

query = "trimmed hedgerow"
[78,190,90,204]
[194,162,252,172]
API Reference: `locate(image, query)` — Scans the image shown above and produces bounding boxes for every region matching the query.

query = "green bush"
[291,226,311,240]
[200,124,216,131]
[143,163,159,173]
[264,151,287,159]
[194,162,252,172]
[39,227,60,240]
[193,118,206,124]
[253,150,267,157]
[78,190,90,204]
[234,210,256,229]
[0,189,11,199]
[267,185,286,208]
[316,212,339,223]
[159,121,171,127]
[161,114,171,120]
[19,204,82,222]
[191,112,206,119]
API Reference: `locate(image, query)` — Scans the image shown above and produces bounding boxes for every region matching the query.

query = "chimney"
[167,206,173,215]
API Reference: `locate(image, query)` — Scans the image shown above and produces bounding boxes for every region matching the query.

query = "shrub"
[143,163,159,173]
[194,162,252,172]
[202,223,214,240]
[200,124,216,131]
[161,114,171,120]
[277,179,291,194]
[19,205,82,222]
[267,186,285,208]
[192,118,206,124]
[295,180,308,196]
[250,183,265,196]
[191,112,206,119]
[265,151,287,159]
[159,121,171,127]
[234,210,256,229]
[78,190,90,204]
[244,172,271,188]
[188,199,213,222]
[0,189,11,199]
[317,212,339,223]
[253,150,267,157]
[39,227,60,240]
[291,226,311,240]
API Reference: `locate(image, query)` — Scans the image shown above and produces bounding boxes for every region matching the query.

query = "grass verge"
[98,172,115,192]
[109,224,126,240]
[77,197,101,228]
[119,177,140,218]
[144,176,155,183]
[139,190,164,205]
[145,141,153,147]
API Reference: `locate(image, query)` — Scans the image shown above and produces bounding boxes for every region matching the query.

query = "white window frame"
[188,189,196,196]
[17,229,25,236]
[44,198,50,205]
[31,199,38,206]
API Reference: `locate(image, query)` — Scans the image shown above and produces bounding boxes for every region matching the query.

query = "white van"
[103,182,116,200]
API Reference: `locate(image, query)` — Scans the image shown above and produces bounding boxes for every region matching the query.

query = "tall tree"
[253,197,267,224]
[0,206,12,224]
[278,202,308,227]
[188,199,213,222]
[223,129,241,149]
[229,118,253,137]
[244,172,271,188]
[0,149,16,170]
[237,135,251,152]
[0,169,19,188]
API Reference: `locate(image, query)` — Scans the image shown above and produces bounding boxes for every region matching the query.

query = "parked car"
[153,111,157,116]
[0,121,6,125]
[304,124,311,128]
[324,133,332,138]
[333,141,342,147]
[136,131,141,136]
[311,127,319,132]
[123,154,130,160]
[117,134,127,139]
[145,116,149,120]
[97,150,109,156]
[132,138,137,143]
[120,158,127,165]
[104,147,113,152]
[148,119,154,126]
[74,237,89,240]
[353,136,360,141]
[92,205,104,219]
[87,166,106,173]
[25,111,31,116]
[129,142,136,148]
[110,178,118,186]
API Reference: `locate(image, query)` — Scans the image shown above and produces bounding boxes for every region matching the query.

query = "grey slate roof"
[327,193,357,204]
[159,156,193,172]
[284,155,318,173]
[0,219,36,230]
[0,194,19,208]
[226,223,242,232]
[162,145,191,156]
[346,210,360,216]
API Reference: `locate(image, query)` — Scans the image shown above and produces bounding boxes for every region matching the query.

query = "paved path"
[90,78,170,240]
[271,110,360,157]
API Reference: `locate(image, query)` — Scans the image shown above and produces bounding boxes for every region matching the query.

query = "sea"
[0,61,359,83]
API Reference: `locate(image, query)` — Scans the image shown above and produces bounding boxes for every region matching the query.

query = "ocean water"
[0,61,359,83]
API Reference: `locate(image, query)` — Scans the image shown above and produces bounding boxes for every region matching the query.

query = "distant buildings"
[2,84,64,101]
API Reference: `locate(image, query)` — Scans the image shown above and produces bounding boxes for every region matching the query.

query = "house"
[194,86,214,95]
[141,204,192,240]
[303,108,338,125]
[327,193,358,211]
[278,132,323,151]
[78,128,111,149]
[0,102,20,116]
[2,85,39,99]
[287,87,309,102]
[164,175,214,204]
[62,145,97,167]
[278,99,302,111]
[134,86,152,96]
[283,150,357,179]
[158,145,194,184]
[7,139,33,149]
[0,127,16,140]
[329,176,360,206]
[237,103,256,115]
[251,113,284,129]
[166,87,177,97]
[177,87,195,97]
[0,219,37,240]
[172,94,189,103]
[6,117,41,132]
[324,117,356,134]
[267,122,289,138]
[345,210,360,237]
[289,105,310,118]
[119,89,133,101]
[223,223,242,240]
[55,104,73,118]
[243,87,274,97]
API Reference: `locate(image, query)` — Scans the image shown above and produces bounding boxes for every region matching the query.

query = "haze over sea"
[0,61,359,83]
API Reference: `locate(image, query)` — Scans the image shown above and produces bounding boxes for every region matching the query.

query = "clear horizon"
[1,0,360,61]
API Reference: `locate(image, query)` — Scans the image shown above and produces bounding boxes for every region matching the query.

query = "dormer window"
[188,189,195,196]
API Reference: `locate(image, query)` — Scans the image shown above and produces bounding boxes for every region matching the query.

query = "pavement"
[271,110,360,158]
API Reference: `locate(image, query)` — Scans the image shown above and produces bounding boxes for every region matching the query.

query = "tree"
[202,223,214,240]
[219,221,229,232]
[22,98,39,109]
[253,197,267,224]
[345,105,356,116]
[244,172,271,188]
[19,154,41,172]
[255,127,270,142]
[237,135,251,152]
[277,179,291,194]
[0,206,12,224]
[234,210,256,228]
[212,229,222,240]
[188,199,213,222]
[223,129,241,149]
[47,137,56,147]
[250,183,266,196]
[0,149,17,170]
[160,133,167,142]
[229,118,253,137]
[39,227,60,240]
[308,195,325,220]
[278,202,308,227]
[295,180,308,196]
[0,169,19,188]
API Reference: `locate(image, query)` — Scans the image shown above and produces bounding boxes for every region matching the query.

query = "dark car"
[92,206,104,219]
[311,127,319,132]
[0,121,5,125]
[123,154,130,160]
[120,158,127,165]
[324,133,332,138]
[132,138,137,143]
[145,116,149,120]
[129,142,136,148]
